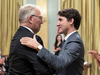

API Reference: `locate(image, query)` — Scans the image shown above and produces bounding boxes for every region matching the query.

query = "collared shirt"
[64,31,77,41]
[21,26,34,34]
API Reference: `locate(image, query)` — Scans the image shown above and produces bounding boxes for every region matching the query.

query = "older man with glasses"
[7,4,53,75]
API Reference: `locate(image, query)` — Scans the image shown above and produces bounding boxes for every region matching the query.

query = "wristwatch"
[37,45,43,50]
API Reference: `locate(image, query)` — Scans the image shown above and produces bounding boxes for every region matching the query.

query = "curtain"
[60,0,100,75]
[0,0,23,55]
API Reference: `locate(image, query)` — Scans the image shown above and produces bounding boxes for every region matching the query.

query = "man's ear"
[69,18,74,25]
[28,15,33,23]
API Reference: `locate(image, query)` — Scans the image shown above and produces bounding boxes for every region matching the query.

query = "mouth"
[58,27,61,30]
[58,27,62,33]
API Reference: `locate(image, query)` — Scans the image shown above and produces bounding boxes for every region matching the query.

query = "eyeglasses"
[31,15,43,20]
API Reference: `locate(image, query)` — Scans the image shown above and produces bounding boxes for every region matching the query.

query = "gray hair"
[18,4,41,23]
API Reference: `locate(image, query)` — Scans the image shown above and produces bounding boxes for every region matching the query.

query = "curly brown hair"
[58,8,81,30]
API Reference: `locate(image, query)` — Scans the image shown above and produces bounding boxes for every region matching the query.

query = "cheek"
[34,20,39,26]
[61,21,65,27]
[62,23,67,28]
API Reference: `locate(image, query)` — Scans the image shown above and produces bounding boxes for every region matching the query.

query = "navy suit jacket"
[37,31,84,75]
[8,26,53,75]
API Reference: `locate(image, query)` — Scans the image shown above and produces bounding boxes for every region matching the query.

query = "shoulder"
[68,32,82,42]
[65,32,84,48]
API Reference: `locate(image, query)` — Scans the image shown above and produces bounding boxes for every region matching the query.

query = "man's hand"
[0,57,5,65]
[20,35,40,51]
[87,49,99,60]
[96,54,100,61]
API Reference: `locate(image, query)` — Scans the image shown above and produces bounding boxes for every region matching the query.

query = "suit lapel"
[59,31,79,54]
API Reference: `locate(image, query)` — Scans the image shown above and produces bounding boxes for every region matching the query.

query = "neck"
[20,22,29,27]
[20,22,36,34]
[64,28,76,36]
[58,40,61,43]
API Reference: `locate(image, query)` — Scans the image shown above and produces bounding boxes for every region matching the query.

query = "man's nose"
[56,22,60,26]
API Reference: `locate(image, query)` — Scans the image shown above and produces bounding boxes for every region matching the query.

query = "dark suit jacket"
[37,31,84,75]
[8,26,53,75]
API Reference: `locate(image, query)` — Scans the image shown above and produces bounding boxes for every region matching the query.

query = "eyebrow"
[58,18,62,21]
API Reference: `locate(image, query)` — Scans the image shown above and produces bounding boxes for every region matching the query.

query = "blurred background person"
[53,34,62,55]
[88,49,100,67]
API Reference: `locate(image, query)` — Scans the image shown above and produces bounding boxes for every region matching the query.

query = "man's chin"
[35,29,40,34]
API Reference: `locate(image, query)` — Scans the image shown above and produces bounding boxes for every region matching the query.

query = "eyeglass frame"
[31,15,43,21]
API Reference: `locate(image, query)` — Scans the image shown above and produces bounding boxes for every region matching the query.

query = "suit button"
[42,57,46,60]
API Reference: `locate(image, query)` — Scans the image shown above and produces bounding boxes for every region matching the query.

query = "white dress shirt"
[64,31,77,41]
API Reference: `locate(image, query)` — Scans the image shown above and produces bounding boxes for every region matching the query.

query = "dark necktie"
[62,39,65,46]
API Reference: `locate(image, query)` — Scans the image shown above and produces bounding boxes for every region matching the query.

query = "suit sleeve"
[37,38,83,71]
[25,35,53,75]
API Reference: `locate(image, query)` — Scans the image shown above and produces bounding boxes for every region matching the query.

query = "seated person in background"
[0,58,5,66]
[0,50,6,75]
[0,50,5,66]
[0,50,9,75]
[53,34,62,55]
[88,49,100,67]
